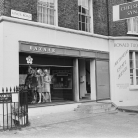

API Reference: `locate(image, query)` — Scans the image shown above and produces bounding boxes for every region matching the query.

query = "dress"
[43,75,51,92]
[37,75,44,93]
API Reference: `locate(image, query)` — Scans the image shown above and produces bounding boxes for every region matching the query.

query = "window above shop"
[78,0,93,32]
[127,0,138,35]
[37,0,57,26]
[129,51,138,89]
[127,17,138,35]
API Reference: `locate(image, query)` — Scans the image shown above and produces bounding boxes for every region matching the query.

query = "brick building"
[0,0,138,117]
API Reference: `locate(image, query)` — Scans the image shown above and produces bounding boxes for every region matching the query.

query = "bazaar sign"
[113,1,138,21]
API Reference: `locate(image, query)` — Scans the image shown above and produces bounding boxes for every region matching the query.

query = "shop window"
[78,0,92,32]
[129,51,138,88]
[37,0,57,25]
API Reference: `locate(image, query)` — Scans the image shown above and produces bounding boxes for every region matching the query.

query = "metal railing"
[0,87,29,131]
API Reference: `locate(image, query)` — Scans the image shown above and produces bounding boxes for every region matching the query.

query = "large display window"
[19,53,73,104]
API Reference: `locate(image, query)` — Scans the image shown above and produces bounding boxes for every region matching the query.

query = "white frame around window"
[37,0,58,26]
[127,17,138,35]
[78,0,93,33]
[129,51,138,89]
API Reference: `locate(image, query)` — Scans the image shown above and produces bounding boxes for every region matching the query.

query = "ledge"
[0,16,108,40]
[0,16,138,41]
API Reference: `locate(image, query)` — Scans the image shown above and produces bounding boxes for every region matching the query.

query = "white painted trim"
[113,5,119,22]
[1,16,138,41]
[55,0,58,26]
[90,0,93,33]
[0,16,108,40]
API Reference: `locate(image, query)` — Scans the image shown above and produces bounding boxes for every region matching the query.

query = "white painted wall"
[109,39,138,106]
[1,17,109,88]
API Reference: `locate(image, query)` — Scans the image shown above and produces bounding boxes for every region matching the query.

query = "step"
[77,103,112,110]
[75,107,116,114]
[85,93,91,96]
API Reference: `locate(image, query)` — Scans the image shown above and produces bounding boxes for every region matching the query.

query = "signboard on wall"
[11,10,32,20]
[113,1,138,21]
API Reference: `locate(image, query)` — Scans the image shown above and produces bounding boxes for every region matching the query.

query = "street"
[1,111,138,138]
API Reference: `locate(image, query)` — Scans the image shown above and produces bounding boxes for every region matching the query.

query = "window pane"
[136,69,138,76]
[136,77,138,85]
[129,52,133,60]
[136,60,138,68]
[82,15,85,22]
[130,60,134,68]
[82,22,85,31]
[79,22,82,30]
[37,0,55,25]
[136,52,138,60]
[130,77,133,85]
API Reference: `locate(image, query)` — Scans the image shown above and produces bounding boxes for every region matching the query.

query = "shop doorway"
[79,59,91,100]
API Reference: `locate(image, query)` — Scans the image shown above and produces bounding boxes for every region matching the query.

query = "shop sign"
[0,93,12,103]
[11,9,32,20]
[29,46,56,53]
[113,1,138,21]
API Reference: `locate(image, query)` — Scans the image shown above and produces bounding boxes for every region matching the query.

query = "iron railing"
[0,87,29,131]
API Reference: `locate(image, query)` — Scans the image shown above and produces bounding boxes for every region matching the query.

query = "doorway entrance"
[79,59,91,100]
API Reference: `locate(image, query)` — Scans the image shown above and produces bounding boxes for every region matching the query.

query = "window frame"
[37,0,58,26]
[129,51,138,89]
[78,0,93,33]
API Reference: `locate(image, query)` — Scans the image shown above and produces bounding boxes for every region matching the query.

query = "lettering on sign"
[114,50,128,66]
[11,9,32,20]
[114,43,138,48]
[120,1,138,19]
[29,46,56,53]
[114,50,128,79]
[116,83,129,89]
[0,93,12,103]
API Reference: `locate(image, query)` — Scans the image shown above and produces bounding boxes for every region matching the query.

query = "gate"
[0,87,28,131]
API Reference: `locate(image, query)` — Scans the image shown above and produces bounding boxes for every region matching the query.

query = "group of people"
[25,66,53,103]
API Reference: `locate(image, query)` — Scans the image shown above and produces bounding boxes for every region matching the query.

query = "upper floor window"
[37,0,56,25]
[127,0,138,35]
[129,51,138,87]
[78,0,91,32]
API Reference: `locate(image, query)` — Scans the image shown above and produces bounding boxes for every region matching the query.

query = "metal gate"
[0,87,28,131]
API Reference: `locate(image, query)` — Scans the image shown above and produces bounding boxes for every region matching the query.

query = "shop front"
[19,41,110,105]
[109,38,138,106]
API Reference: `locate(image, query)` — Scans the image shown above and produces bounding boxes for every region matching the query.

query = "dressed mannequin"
[43,69,51,102]
[37,69,44,103]
[31,68,38,103]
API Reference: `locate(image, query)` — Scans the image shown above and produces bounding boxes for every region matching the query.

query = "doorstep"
[117,106,138,113]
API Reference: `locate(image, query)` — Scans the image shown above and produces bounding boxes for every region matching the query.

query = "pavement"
[1,111,138,138]
[27,105,138,129]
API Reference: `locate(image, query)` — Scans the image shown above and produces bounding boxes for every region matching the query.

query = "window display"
[19,66,73,104]
[52,70,72,89]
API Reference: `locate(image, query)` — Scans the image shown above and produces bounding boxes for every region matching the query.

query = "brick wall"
[0,0,4,16]
[93,0,109,36]
[108,0,128,36]
[58,0,78,30]
[3,0,37,21]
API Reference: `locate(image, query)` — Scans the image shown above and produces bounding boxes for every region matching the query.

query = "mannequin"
[43,69,51,102]
[37,69,44,103]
